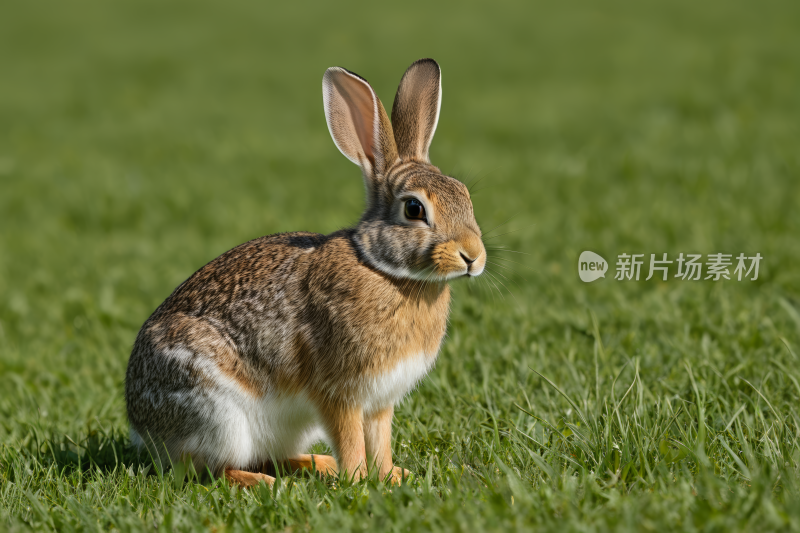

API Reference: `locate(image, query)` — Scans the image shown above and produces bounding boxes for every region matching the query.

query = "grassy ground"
[2,0,800,530]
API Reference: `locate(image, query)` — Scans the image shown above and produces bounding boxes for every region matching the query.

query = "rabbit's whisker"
[481,212,520,239]
[484,272,503,302]
[486,255,527,267]
[484,247,531,256]
[485,269,515,303]
[486,259,531,285]
[482,223,537,242]
[486,265,524,293]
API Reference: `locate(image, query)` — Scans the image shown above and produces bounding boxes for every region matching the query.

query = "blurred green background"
[2,0,800,530]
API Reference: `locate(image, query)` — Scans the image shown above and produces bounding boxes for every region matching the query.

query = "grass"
[2,0,800,530]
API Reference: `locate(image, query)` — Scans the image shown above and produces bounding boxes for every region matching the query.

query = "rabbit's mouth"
[431,240,486,280]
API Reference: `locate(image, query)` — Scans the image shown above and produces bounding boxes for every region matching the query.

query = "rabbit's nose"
[460,252,476,265]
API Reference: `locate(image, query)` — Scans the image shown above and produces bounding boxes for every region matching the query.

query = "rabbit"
[125,58,486,487]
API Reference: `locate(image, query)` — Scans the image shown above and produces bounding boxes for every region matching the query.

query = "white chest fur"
[356,352,435,415]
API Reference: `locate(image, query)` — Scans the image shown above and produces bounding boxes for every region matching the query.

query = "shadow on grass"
[1,427,341,487]
[0,427,157,483]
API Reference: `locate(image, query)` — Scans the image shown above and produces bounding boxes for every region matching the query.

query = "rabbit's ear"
[390,59,442,163]
[323,67,399,178]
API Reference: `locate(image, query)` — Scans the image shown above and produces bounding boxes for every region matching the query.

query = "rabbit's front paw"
[388,466,412,485]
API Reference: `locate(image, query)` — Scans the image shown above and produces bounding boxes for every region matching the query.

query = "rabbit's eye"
[404,199,427,222]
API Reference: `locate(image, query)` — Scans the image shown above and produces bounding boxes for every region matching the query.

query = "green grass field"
[2,1,800,530]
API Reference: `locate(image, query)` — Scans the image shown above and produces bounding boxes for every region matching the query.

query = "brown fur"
[125,59,485,483]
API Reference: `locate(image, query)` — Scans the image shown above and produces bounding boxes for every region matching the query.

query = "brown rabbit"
[125,58,486,487]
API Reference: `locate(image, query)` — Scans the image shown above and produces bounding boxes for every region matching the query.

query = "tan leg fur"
[364,405,411,485]
[224,468,275,488]
[364,406,395,480]
[321,405,368,481]
[284,454,339,475]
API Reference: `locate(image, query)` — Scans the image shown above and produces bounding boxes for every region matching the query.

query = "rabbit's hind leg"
[284,454,338,476]
[224,468,275,488]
